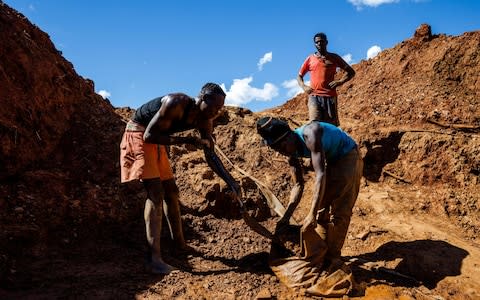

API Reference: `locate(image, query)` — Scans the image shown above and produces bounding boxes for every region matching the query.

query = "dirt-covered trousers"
[321,146,363,259]
[308,95,340,126]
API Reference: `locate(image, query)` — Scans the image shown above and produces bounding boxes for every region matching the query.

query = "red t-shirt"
[299,54,345,97]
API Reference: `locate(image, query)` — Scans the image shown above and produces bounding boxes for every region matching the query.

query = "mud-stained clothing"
[292,121,361,258]
[321,146,363,258]
[270,224,355,297]
[307,95,340,126]
[269,122,363,297]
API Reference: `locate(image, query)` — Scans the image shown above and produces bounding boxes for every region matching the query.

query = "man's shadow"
[188,252,272,276]
[164,218,272,275]
[348,239,469,289]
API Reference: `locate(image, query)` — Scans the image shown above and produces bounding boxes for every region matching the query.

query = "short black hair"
[313,32,327,41]
[200,82,226,97]
[256,117,291,146]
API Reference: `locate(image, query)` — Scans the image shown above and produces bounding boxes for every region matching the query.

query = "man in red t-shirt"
[297,33,355,126]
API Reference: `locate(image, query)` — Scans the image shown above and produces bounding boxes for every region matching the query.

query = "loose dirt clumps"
[1,3,479,299]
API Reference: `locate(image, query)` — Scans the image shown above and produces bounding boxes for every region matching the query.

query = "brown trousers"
[269,147,363,297]
[322,147,363,258]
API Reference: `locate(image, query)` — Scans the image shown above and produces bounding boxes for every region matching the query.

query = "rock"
[414,23,432,41]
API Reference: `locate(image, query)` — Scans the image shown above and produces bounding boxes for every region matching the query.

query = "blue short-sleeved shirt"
[293,122,356,162]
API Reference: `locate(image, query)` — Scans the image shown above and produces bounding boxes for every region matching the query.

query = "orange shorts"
[120,124,174,183]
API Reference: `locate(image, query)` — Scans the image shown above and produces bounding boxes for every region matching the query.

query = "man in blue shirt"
[256,116,363,281]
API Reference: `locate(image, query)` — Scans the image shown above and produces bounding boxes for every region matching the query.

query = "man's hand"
[231,182,242,202]
[301,212,316,232]
[277,215,289,228]
[316,207,329,224]
[302,85,313,94]
[194,137,211,149]
[328,80,342,89]
[225,180,242,207]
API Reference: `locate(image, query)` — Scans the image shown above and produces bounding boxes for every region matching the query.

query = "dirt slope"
[0,3,479,299]
[268,24,480,241]
[0,0,145,284]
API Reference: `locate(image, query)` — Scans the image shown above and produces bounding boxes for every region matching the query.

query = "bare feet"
[176,244,196,254]
[146,260,177,274]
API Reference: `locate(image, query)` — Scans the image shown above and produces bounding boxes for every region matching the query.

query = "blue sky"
[4,0,480,111]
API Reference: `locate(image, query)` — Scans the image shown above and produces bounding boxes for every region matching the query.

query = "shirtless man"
[120,83,240,274]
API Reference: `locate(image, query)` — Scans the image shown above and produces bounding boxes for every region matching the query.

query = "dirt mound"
[0,1,143,276]
[1,3,479,298]
[271,24,480,129]
[267,24,480,242]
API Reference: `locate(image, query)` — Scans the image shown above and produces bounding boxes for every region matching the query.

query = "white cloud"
[367,45,382,59]
[342,53,353,64]
[97,90,111,99]
[282,79,303,98]
[257,52,272,71]
[348,0,399,9]
[221,77,278,106]
[28,4,35,11]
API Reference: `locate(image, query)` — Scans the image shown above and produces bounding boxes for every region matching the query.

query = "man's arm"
[303,124,327,227]
[203,148,240,196]
[143,95,204,146]
[328,54,355,89]
[198,120,241,197]
[278,156,304,225]
[308,149,327,216]
[297,74,313,94]
[297,56,313,95]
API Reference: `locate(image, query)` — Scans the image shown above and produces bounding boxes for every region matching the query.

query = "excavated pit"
[1,4,479,298]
